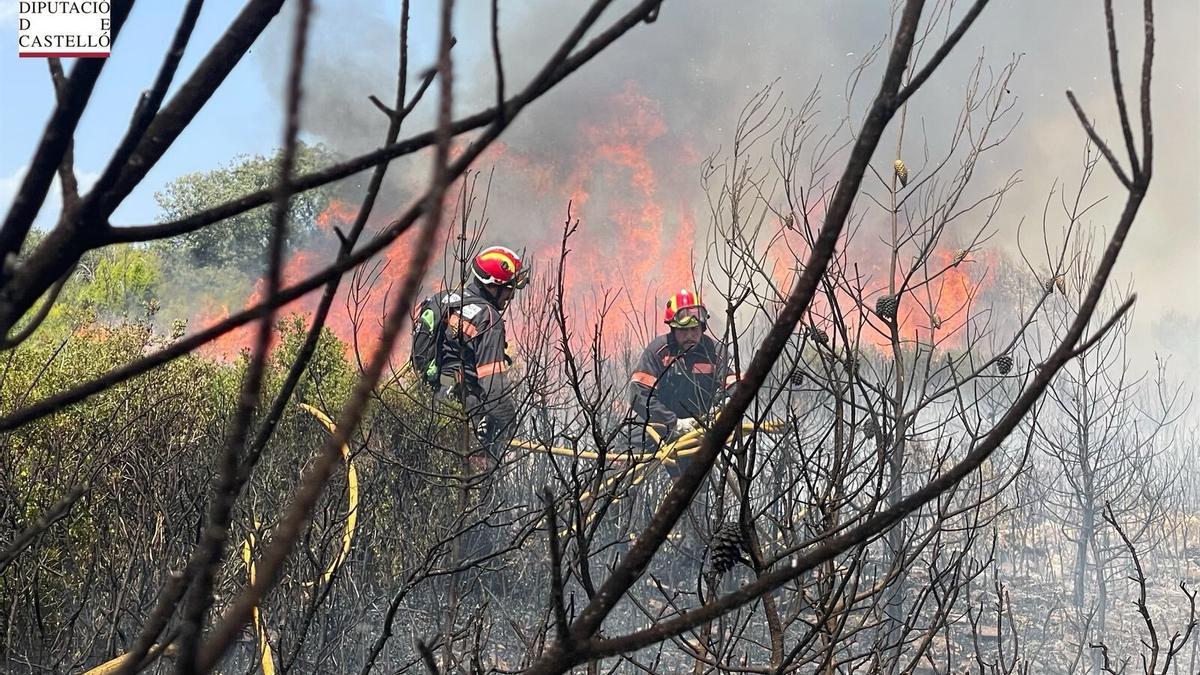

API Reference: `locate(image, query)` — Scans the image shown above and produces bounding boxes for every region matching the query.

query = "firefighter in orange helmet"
[425,245,529,468]
[628,289,738,475]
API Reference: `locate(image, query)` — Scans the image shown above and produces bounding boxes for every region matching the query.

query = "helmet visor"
[508,266,530,290]
[669,306,707,328]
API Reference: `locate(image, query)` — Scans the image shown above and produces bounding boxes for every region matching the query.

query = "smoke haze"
[259,0,1197,372]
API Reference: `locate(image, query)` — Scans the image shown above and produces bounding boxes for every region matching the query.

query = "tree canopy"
[153,142,341,274]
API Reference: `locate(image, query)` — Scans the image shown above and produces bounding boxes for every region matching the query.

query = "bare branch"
[175,0,313,670]
[1067,294,1135,358]
[0,0,131,268]
[1103,0,1141,176]
[895,0,991,107]
[85,0,205,210]
[45,58,79,209]
[0,485,86,575]
[543,488,571,644]
[1065,90,1133,189]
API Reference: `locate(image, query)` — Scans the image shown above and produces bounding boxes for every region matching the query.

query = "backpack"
[409,290,479,387]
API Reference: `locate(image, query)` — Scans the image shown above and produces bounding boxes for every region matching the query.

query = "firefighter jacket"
[438,280,516,431]
[628,332,738,439]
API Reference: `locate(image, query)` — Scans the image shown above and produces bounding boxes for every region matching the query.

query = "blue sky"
[0,0,444,229]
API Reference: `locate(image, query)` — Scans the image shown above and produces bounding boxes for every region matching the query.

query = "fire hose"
[82,412,775,674]
[237,404,360,675]
[238,404,360,674]
[83,402,360,675]
[510,420,786,537]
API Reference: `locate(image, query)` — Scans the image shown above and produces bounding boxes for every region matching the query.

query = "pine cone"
[875,294,899,320]
[709,523,748,575]
[1044,276,1057,294]
[807,325,830,345]
[861,416,880,439]
[1055,275,1067,295]
[952,249,969,266]
[931,314,943,331]
[893,159,909,188]
[787,367,805,386]
[996,354,1014,374]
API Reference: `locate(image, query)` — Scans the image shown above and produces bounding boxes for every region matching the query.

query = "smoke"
[256,0,1197,375]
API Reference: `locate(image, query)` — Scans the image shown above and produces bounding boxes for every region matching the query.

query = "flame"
[195,249,314,363]
[192,199,421,364]
[192,82,997,371]
[297,205,417,365]
[195,302,254,362]
[890,247,990,347]
[316,199,358,231]
[500,81,695,347]
[767,212,993,353]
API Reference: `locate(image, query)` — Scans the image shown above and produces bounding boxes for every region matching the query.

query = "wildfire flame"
[771,235,993,352]
[194,81,989,366]
[196,211,418,364]
[316,199,359,231]
[520,82,698,345]
[195,302,252,361]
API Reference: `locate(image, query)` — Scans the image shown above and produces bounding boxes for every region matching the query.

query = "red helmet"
[472,245,529,289]
[664,289,708,329]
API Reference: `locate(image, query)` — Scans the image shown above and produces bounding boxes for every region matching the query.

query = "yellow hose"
[240,527,276,675]
[551,421,775,537]
[83,655,131,674]
[562,420,772,503]
[298,403,360,587]
[234,403,360,675]
[82,644,181,675]
[510,419,782,464]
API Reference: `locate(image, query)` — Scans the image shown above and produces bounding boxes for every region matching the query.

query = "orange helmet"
[663,289,708,329]
[472,245,529,289]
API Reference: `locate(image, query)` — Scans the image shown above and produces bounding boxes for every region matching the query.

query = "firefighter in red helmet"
[628,289,738,475]
[413,245,529,469]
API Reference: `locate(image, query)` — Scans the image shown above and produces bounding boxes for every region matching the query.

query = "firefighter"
[628,289,738,476]
[433,245,529,470]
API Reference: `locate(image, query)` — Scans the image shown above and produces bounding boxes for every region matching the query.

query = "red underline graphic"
[19,52,110,58]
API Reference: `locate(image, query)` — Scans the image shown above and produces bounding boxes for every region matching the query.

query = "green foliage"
[269,314,355,413]
[71,245,162,316]
[9,244,165,343]
[0,322,234,617]
[152,141,341,274]
[0,306,474,657]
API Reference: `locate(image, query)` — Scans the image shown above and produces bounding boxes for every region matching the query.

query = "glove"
[642,422,670,447]
[711,389,732,412]
[474,417,494,445]
[674,417,699,437]
[468,452,493,475]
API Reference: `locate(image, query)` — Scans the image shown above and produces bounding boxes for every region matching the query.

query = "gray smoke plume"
[260,0,1197,374]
